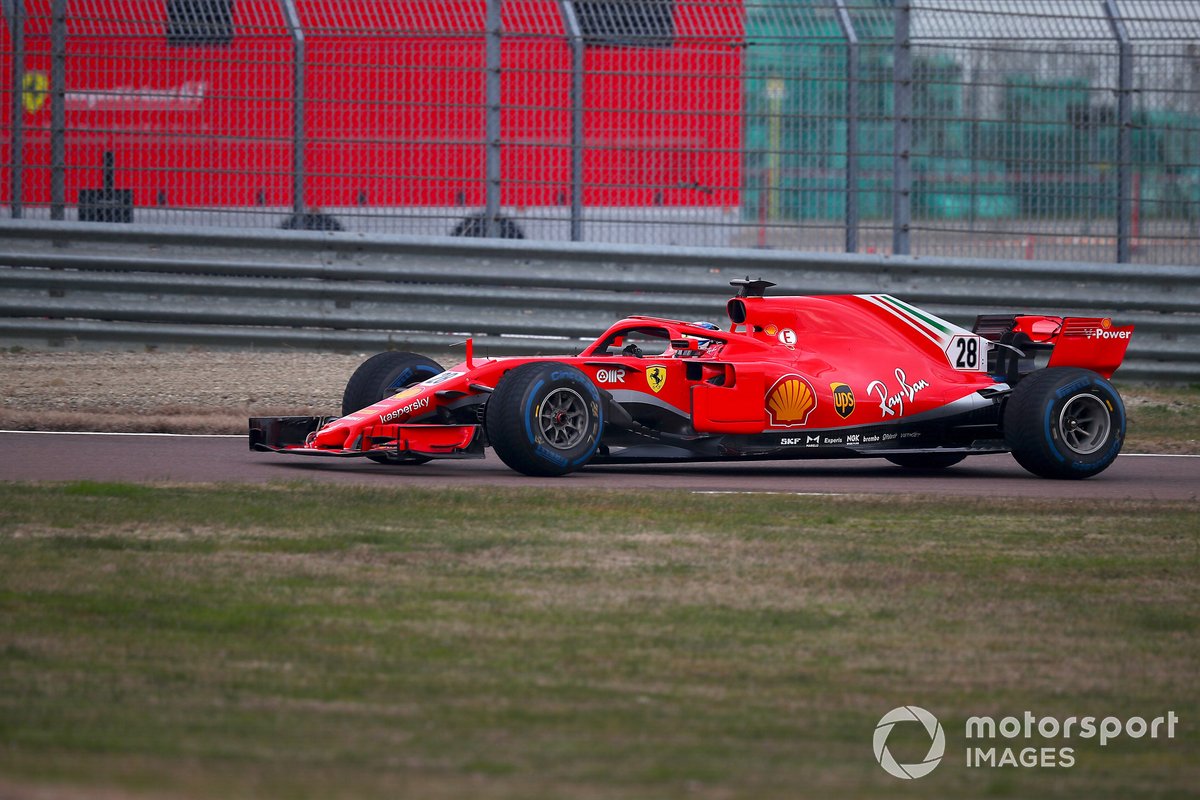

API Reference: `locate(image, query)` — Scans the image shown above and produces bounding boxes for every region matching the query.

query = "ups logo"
[831,383,855,419]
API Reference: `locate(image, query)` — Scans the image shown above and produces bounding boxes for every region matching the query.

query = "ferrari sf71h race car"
[250,280,1134,480]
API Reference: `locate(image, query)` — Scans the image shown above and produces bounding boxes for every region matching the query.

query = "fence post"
[484,0,502,238]
[966,61,979,232]
[279,0,306,222]
[556,0,584,242]
[49,0,65,220]
[1102,0,1133,263]
[891,0,912,256]
[834,0,859,253]
[4,0,24,218]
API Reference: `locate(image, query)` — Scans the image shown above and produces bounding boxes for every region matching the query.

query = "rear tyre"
[885,452,967,470]
[485,362,603,476]
[1003,367,1125,480]
[342,351,444,465]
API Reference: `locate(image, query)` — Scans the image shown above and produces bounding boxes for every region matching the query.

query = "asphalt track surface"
[2,431,1197,500]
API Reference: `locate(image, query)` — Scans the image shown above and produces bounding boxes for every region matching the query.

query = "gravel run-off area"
[0,350,454,435]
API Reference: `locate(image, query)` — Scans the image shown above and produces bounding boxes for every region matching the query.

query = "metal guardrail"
[5,1,1200,265]
[1,221,1197,381]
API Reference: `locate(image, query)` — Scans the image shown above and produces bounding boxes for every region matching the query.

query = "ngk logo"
[596,368,626,384]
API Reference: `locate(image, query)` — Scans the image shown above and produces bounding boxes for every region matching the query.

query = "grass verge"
[1114,382,1200,453]
[1,483,1197,799]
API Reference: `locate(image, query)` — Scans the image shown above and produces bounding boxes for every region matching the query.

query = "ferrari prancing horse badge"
[646,365,667,394]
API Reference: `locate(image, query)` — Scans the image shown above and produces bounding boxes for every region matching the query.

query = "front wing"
[249,416,485,459]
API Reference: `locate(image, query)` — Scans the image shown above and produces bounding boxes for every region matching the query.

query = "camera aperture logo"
[873,706,946,779]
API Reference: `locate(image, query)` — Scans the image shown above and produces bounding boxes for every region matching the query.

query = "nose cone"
[310,417,358,449]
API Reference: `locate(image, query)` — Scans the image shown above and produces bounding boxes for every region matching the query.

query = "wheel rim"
[1058,393,1111,455]
[538,387,589,450]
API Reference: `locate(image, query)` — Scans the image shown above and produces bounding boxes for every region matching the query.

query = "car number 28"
[945,334,988,372]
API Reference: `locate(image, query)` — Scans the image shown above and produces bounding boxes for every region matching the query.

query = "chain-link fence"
[2,0,1198,264]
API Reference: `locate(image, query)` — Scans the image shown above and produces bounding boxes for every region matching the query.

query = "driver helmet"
[692,321,720,344]
[676,321,721,357]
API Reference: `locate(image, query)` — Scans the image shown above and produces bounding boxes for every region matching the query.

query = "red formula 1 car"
[250,280,1134,479]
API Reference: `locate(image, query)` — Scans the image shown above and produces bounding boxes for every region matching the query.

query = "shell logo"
[766,374,817,427]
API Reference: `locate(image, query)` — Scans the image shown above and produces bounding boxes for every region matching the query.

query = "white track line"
[693,491,848,497]
[0,430,243,438]
[2,431,1198,458]
[1121,453,1200,458]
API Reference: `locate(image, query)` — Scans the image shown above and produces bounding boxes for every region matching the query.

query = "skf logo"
[766,374,817,427]
[831,383,855,419]
[646,365,667,394]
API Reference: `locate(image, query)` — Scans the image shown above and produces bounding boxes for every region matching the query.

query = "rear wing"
[973,314,1133,381]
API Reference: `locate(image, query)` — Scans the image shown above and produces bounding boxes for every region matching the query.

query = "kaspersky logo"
[874,706,946,779]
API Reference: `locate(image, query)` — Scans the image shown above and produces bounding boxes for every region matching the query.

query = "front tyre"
[342,351,443,416]
[486,363,603,476]
[1003,367,1125,479]
[342,351,444,465]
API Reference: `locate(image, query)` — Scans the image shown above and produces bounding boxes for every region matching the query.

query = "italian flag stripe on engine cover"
[857,294,973,348]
